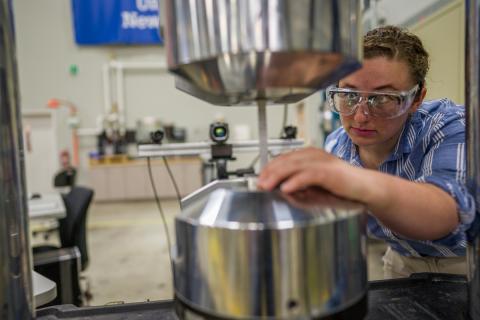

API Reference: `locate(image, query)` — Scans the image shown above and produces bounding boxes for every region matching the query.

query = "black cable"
[162,156,182,209]
[146,157,174,285]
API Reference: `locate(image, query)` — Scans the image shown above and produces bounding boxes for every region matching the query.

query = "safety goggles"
[325,84,419,119]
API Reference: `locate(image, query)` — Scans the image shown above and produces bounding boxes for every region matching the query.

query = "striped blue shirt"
[325,99,476,257]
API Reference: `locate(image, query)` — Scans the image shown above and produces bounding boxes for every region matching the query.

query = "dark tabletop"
[37,273,469,320]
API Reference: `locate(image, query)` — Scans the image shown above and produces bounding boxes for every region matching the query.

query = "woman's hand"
[257,147,372,203]
[257,147,458,240]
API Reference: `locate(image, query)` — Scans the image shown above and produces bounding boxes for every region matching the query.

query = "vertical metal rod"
[257,100,268,170]
[0,0,34,318]
[102,64,111,115]
[116,65,125,128]
[466,0,480,318]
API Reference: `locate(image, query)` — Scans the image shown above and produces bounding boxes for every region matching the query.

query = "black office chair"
[58,186,93,270]
[33,186,94,306]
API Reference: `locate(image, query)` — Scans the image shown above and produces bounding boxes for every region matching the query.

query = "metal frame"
[0,0,34,318]
[137,139,304,158]
[0,0,479,318]
[466,1,480,318]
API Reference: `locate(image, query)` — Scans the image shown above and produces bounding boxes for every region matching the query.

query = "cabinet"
[88,156,202,201]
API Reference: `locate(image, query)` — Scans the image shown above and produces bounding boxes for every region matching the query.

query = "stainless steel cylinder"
[174,187,367,319]
[164,0,362,105]
[0,0,34,318]
[466,0,480,319]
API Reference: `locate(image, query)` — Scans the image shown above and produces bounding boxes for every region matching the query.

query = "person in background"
[258,25,476,279]
[53,150,77,189]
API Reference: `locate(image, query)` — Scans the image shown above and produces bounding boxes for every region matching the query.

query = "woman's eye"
[371,95,398,107]
[345,93,359,104]
[336,92,358,105]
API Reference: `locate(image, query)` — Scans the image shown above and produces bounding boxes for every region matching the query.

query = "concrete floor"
[80,199,387,306]
[84,200,178,306]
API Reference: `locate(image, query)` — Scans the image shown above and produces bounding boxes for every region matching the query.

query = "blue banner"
[71,0,163,45]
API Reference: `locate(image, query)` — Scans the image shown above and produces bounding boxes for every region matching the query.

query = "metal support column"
[466,0,480,318]
[0,0,34,318]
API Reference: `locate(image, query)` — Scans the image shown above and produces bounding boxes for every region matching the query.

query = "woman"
[257,25,475,278]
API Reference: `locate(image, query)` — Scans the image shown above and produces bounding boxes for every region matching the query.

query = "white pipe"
[108,60,168,70]
[367,0,378,28]
[102,64,112,114]
[116,65,126,128]
[103,60,169,131]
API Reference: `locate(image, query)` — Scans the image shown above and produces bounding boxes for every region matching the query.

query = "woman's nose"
[353,101,371,122]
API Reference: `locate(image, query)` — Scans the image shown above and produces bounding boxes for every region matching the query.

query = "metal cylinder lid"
[174,186,367,319]
[179,188,365,230]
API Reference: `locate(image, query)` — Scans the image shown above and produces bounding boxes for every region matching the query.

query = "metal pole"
[0,0,34,318]
[257,100,269,170]
[466,0,480,318]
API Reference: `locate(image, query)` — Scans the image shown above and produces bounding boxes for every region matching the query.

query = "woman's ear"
[410,86,427,113]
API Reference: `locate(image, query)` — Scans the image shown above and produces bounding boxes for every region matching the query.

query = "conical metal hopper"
[164,0,362,106]
[174,181,368,319]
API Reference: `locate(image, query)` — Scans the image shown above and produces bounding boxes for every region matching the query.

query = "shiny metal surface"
[181,178,248,208]
[164,0,362,105]
[257,100,269,169]
[0,0,34,318]
[174,186,367,319]
[466,0,480,318]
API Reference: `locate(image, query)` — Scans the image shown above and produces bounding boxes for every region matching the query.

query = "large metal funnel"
[164,0,362,106]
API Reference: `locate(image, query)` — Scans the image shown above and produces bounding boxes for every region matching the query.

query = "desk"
[33,270,56,307]
[28,193,66,220]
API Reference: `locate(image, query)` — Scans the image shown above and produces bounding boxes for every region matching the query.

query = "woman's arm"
[257,147,458,240]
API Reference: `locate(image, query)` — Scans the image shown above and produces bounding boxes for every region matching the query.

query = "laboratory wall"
[411,0,465,104]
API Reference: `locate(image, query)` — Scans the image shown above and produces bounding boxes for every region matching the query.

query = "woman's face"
[338,57,424,151]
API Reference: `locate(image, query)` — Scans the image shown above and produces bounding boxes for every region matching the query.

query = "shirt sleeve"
[416,111,476,233]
